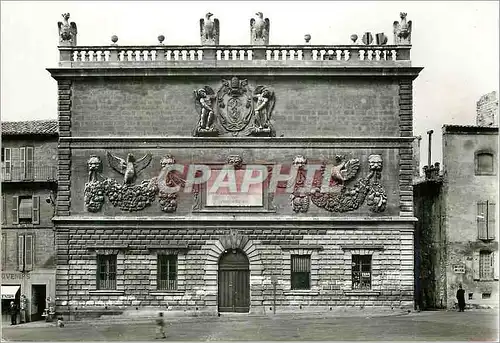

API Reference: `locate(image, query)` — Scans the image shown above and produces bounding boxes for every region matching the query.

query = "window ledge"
[344,290,380,296]
[284,290,320,296]
[89,290,124,296]
[149,290,185,295]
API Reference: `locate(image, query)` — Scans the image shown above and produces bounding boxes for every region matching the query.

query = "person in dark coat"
[9,301,18,325]
[456,284,466,312]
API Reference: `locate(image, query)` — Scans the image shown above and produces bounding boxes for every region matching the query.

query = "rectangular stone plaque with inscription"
[205,168,264,207]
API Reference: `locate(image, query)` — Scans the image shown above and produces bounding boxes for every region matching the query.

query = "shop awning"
[1,285,20,299]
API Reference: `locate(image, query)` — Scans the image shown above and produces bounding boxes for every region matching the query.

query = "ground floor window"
[157,255,177,290]
[97,255,117,290]
[291,255,311,290]
[479,251,493,280]
[352,255,372,290]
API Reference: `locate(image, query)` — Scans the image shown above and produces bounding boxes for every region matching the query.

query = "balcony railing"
[59,45,411,66]
[2,166,57,182]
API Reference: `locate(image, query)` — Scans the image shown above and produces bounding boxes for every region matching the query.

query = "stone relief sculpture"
[290,155,310,213]
[57,13,77,46]
[193,86,218,136]
[84,156,105,212]
[195,78,277,137]
[200,12,219,45]
[250,12,270,45]
[157,155,186,213]
[286,155,388,213]
[226,155,243,170]
[252,86,276,134]
[393,12,412,45]
[107,152,153,185]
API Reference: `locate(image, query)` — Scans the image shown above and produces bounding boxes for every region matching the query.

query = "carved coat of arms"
[216,77,253,135]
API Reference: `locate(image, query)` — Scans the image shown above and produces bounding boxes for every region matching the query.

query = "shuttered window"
[18,197,32,220]
[17,234,34,272]
[1,233,6,271]
[352,255,372,290]
[1,195,6,225]
[157,255,177,290]
[3,148,11,180]
[12,196,19,225]
[97,255,117,290]
[477,201,496,240]
[291,255,311,290]
[32,196,40,225]
[476,152,494,175]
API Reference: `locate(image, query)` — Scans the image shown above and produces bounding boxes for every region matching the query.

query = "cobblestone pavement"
[2,310,498,341]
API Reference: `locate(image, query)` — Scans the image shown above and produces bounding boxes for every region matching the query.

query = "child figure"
[155,312,166,339]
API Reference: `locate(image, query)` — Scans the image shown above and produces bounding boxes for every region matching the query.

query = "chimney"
[476,91,498,127]
[423,130,440,180]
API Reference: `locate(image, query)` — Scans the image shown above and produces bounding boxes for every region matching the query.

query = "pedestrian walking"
[456,283,466,312]
[9,301,18,325]
[155,312,167,339]
[20,295,27,324]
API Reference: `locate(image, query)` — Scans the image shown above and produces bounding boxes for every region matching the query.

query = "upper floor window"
[475,151,495,175]
[12,195,40,225]
[291,255,311,290]
[477,201,496,241]
[18,233,34,272]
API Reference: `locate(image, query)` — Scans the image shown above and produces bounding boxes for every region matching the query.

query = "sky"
[1,1,499,171]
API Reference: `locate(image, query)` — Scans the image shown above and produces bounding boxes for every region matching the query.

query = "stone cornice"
[46,66,423,79]
[52,215,417,229]
[62,136,414,149]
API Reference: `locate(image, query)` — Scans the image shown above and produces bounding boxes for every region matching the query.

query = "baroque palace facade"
[48,12,422,317]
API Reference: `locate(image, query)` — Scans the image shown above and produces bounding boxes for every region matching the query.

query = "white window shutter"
[32,196,40,224]
[4,148,11,180]
[472,250,480,280]
[477,202,487,239]
[20,147,26,180]
[26,147,34,179]
[488,202,496,239]
[24,235,33,271]
[493,251,499,280]
[12,196,19,225]
[18,235,25,271]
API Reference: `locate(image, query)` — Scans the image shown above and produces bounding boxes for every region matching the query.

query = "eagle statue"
[250,12,270,45]
[106,152,152,185]
[329,157,360,185]
[200,12,219,45]
[57,13,77,46]
[393,12,412,45]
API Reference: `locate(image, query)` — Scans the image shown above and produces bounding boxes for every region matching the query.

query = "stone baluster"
[302,48,313,60]
[349,48,359,62]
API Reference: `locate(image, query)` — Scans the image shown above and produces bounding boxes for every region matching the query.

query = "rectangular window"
[18,197,32,222]
[477,201,496,240]
[97,255,117,290]
[352,255,372,290]
[479,251,493,280]
[291,255,311,290]
[17,233,34,272]
[1,233,6,271]
[157,255,177,290]
[3,148,11,181]
[1,195,6,225]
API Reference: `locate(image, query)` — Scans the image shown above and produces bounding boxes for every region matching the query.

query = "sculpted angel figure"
[253,86,275,130]
[194,86,216,131]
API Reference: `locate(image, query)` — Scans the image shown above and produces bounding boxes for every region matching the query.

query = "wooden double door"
[218,250,250,313]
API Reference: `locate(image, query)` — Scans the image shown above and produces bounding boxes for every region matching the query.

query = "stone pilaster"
[399,79,414,217]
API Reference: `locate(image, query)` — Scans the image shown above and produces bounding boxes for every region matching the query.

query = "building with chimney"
[1,120,58,322]
[413,92,499,310]
[48,12,422,317]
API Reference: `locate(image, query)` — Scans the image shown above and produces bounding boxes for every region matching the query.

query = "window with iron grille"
[157,255,177,290]
[479,251,493,280]
[97,255,117,290]
[291,255,311,290]
[477,201,496,240]
[352,255,372,290]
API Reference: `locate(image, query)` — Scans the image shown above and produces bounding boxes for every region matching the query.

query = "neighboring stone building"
[414,92,499,310]
[48,12,422,317]
[1,120,58,322]
[476,91,498,127]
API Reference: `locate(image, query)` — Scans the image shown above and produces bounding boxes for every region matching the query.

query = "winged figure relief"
[106,152,152,184]
[250,12,270,44]
[200,12,219,45]
[57,13,77,44]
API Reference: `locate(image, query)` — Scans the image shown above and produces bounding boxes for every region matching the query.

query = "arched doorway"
[218,249,250,313]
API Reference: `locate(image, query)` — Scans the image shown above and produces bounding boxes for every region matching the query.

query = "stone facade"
[1,122,58,322]
[48,13,422,317]
[476,91,498,127]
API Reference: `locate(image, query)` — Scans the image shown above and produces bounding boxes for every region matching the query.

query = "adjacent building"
[48,12,422,317]
[414,92,499,310]
[1,119,58,322]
